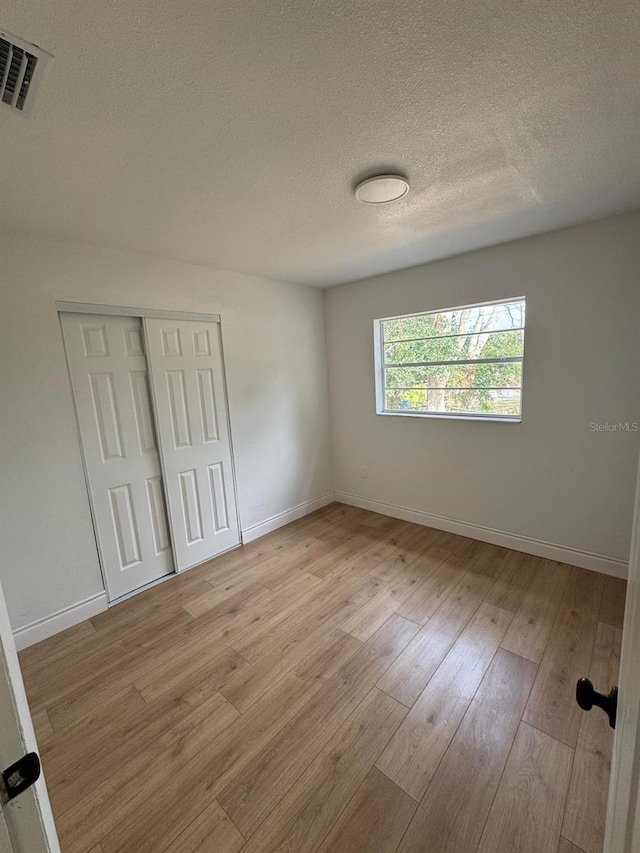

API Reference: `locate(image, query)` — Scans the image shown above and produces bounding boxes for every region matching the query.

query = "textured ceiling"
[1,0,639,286]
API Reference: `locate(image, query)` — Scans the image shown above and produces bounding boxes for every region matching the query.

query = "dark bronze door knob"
[576,677,618,728]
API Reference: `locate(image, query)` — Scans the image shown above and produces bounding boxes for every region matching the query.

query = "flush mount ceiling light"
[354,174,410,204]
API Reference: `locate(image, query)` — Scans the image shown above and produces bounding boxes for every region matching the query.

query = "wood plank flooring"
[19,503,623,853]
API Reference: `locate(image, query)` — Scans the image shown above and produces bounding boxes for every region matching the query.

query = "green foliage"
[382,301,525,416]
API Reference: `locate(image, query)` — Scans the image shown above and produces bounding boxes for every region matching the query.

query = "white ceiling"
[1,0,639,287]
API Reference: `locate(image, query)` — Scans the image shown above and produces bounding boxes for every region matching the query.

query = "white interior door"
[604,453,640,852]
[0,579,59,852]
[144,318,240,569]
[61,314,174,600]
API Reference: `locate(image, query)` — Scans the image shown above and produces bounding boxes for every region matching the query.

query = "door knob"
[576,677,618,729]
[0,752,41,804]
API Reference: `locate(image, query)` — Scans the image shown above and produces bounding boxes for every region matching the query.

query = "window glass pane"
[377,298,525,420]
[385,361,522,390]
[383,328,524,365]
[383,300,525,343]
[384,387,522,417]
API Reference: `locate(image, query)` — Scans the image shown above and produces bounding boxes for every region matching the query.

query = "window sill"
[376,410,521,423]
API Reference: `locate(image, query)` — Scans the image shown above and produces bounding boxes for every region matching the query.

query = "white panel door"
[144,319,240,569]
[605,452,640,852]
[0,577,60,852]
[61,314,174,600]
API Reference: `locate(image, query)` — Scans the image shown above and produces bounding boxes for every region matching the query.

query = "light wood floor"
[19,504,625,853]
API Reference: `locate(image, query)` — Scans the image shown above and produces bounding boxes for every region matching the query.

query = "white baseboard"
[13,492,336,649]
[13,489,624,651]
[335,491,628,579]
[241,491,336,545]
[13,591,108,651]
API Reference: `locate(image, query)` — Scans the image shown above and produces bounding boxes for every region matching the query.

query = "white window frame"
[374,296,526,423]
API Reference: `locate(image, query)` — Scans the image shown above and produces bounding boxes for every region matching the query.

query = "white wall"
[325,212,640,574]
[2,212,638,639]
[0,231,332,632]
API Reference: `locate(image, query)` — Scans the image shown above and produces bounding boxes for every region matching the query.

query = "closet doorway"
[60,308,240,602]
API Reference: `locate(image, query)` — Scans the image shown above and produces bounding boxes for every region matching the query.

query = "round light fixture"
[354,174,410,204]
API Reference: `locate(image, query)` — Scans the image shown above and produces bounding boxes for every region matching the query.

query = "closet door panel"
[61,314,174,599]
[144,319,240,570]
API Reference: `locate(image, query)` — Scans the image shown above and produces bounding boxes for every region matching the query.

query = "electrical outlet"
[360,466,368,478]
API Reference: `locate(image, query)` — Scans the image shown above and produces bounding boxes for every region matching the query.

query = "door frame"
[56,302,221,324]
[604,452,640,851]
[56,301,243,605]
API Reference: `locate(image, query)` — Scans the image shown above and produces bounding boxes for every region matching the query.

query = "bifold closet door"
[144,319,240,570]
[61,314,174,600]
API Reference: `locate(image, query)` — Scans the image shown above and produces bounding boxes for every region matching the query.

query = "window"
[375,297,526,421]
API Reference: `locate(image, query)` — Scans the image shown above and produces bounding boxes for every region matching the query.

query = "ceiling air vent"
[0,30,52,117]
